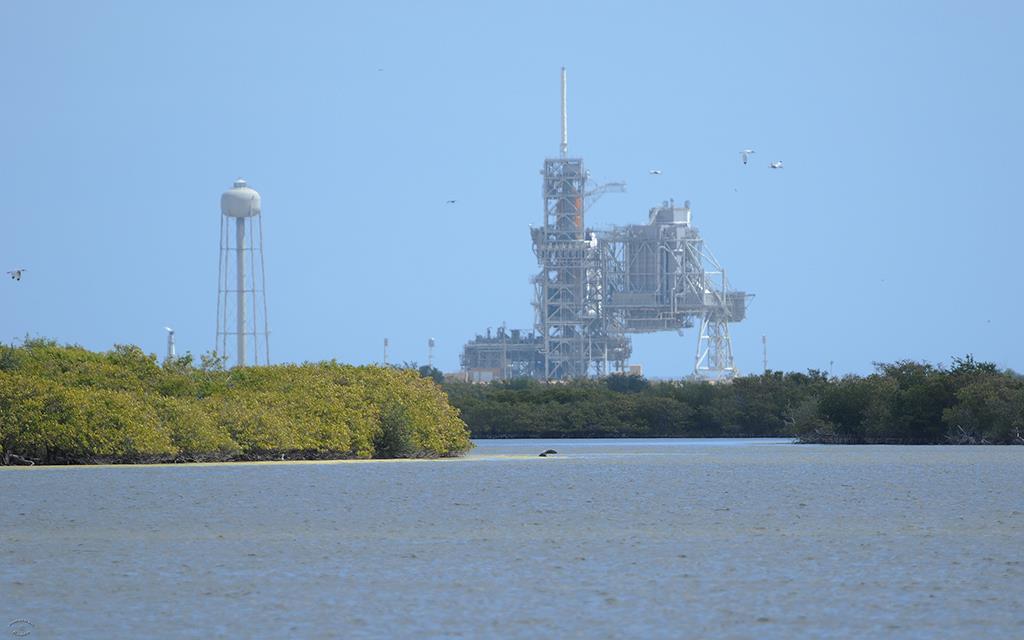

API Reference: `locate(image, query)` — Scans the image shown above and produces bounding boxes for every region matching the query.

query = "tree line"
[442,356,1024,444]
[4,341,1018,466]
[0,339,472,465]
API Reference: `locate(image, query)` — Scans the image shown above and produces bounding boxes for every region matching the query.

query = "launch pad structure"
[461,69,749,382]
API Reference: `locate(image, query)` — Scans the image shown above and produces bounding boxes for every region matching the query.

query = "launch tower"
[461,70,748,381]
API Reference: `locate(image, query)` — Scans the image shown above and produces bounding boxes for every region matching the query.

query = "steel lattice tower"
[531,68,600,379]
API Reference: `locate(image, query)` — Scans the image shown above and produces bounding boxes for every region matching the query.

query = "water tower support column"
[236,216,247,367]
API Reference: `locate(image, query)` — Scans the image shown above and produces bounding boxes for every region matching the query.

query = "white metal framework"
[532,155,589,379]
[216,179,270,367]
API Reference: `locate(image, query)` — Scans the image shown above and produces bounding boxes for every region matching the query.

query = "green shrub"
[0,341,472,464]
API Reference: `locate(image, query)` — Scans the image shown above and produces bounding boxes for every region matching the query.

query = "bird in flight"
[649,170,662,175]
[7,269,26,281]
[445,199,457,204]
[740,149,755,165]
[769,161,784,169]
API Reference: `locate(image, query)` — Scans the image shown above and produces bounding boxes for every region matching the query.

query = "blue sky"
[2,1,1022,377]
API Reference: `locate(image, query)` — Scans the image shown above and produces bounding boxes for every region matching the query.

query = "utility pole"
[383,338,389,365]
[428,337,435,368]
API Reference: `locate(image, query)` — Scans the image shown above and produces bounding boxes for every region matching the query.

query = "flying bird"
[648,170,662,175]
[445,199,457,204]
[769,161,784,169]
[740,149,755,165]
[6,269,26,281]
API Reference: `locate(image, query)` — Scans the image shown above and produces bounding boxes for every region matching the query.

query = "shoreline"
[0,450,470,468]
[8,434,1022,467]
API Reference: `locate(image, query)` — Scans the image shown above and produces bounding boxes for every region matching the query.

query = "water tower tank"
[221,178,261,218]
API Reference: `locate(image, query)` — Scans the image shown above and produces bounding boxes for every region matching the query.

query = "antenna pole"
[560,67,568,157]
[166,329,175,361]
[762,335,768,374]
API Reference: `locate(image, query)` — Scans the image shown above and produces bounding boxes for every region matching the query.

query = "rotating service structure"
[596,201,748,379]
[461,69,749,381]
[216,178,271,367]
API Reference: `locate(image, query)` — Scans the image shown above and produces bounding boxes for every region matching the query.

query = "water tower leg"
[236,216,246,367]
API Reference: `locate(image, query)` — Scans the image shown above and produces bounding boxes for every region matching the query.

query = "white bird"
[649,170,662,175]
[769,161,784,169]
[6,269,26,281]
[740,149,755,165]
[164,326,174,334]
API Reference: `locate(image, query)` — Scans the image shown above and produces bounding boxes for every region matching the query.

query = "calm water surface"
[2,439,1022,639]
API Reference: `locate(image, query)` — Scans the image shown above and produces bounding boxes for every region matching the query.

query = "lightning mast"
[560,67,568,158]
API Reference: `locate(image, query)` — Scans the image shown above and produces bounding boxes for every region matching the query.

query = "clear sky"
[2,1,1022,377]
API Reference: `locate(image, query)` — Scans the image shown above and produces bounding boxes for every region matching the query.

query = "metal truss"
[690,243,739,380]
[216,212,271,366]
[533,157,592,379]
[694,312,737,380]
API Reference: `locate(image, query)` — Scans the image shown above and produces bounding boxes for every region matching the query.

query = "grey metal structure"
[461,70,749,381]
[459,326,546,382]
[527,68,634,379]
[216,178,270,367]
[597,200,747,380]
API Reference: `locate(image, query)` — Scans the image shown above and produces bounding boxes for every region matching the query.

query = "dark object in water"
[539,449,558,457]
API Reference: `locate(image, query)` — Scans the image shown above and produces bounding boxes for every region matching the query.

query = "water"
[2,439,1022,638]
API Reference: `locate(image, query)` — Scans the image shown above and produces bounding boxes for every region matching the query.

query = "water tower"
[216,178,270,366]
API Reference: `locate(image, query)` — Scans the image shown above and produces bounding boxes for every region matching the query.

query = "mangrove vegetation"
[3,339,1019,467]
[443,356,1024,444]
[0,339,472,465]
